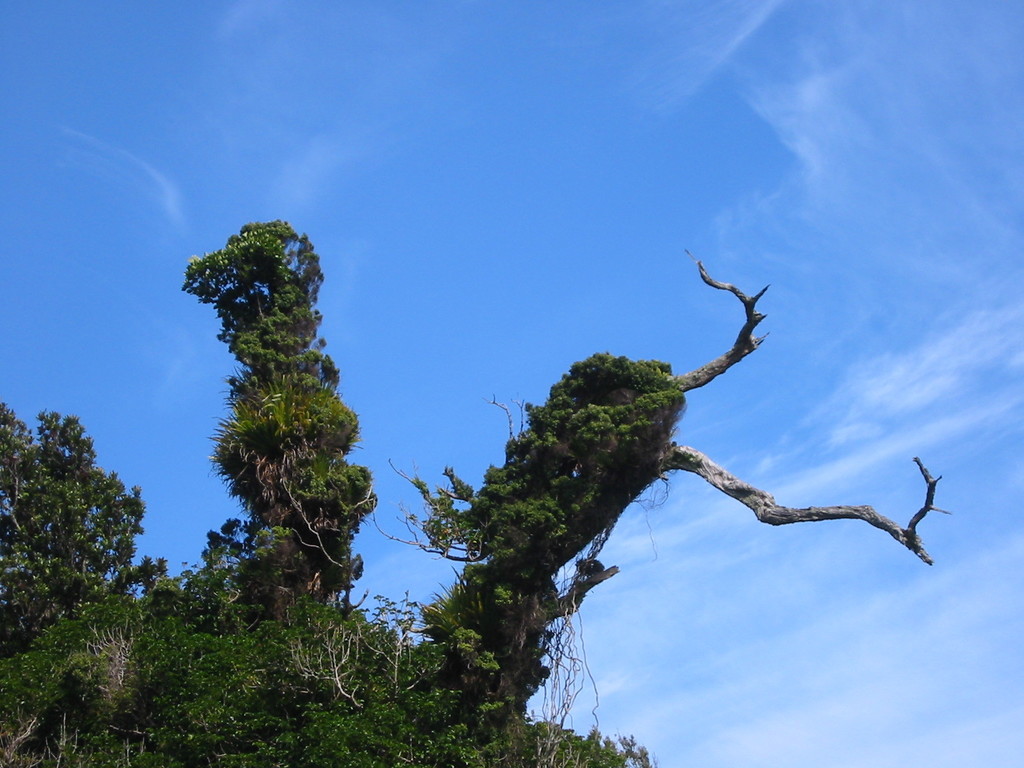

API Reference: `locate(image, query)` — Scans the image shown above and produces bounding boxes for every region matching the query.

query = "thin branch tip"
[675,259,771,392]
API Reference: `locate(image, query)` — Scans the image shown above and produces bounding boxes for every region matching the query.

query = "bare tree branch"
[675,255,769,393]
[555,565,620,618]
[373,461,486,562]
[370,508,484,563]
[663,446,944,564]
[488,397,517,441]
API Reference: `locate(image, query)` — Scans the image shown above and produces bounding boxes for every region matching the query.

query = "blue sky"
[2,1,1022,764]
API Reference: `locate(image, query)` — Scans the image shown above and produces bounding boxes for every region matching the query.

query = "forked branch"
[675,256,769,392]
[663,446,946,564]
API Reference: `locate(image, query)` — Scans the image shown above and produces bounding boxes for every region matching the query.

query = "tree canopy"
[0,406,164,657]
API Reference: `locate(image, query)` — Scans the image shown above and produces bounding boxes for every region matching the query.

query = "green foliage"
[182,220,337,391]
[415,353,685,714]
[0,596,481,767]
[0,593,653,766]
[415,354,684,572]
[212,378,366,522]
[0,405,164,657]
[478,354,684,568]
[184,222,375,615]
[484,724,658,768]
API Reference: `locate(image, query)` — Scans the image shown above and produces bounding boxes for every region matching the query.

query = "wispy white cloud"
[749,60,868,200]
[739,301,1024,505]
[772,398,1019,503]
[668,533,1024,767]
[217,0,284,40]
[706,0,1024,498]
[274,132,375,212]
[576,505,1024,767]
[632,0,789,109]
[204,4,423,218]
[60,128,185,229]
[737,1,1024,282]
[549,274,1024,763]
[824,307,1023,431]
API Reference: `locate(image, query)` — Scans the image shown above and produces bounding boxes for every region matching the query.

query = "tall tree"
[0,405,162,656]
[410,261,944,721]
[184,221,374,616]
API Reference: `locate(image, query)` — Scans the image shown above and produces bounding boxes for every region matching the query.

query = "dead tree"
[405,260,945,722]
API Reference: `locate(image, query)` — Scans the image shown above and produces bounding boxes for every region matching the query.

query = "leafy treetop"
[183,220,338,393]
[0,405,164,656]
